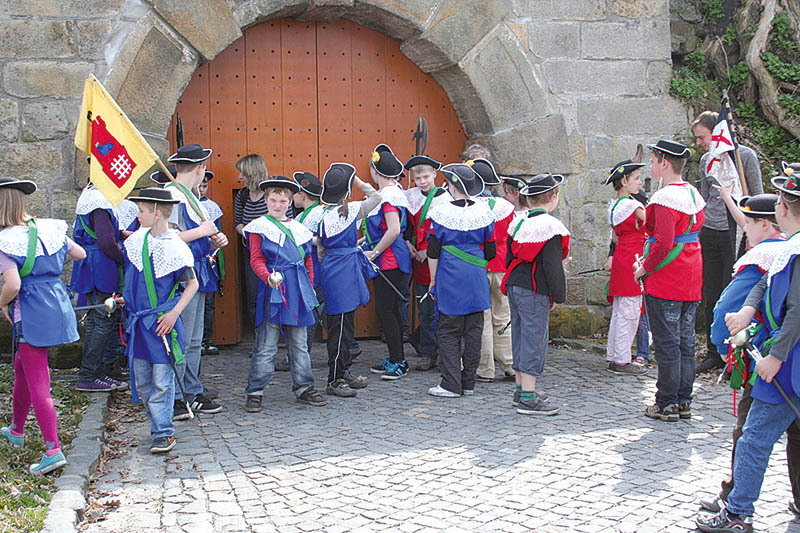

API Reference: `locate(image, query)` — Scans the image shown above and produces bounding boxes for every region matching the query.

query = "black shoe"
[645,403,679,422]
[695,508,753,533]
[350,343,362,359]
[414,358,436,371]
[150,436,176,454]
[326,379,357,398]
[516,393,559,416]
[275,358,290,372]
[789,500,800,516]
[190,395,222,414]
[512,390,520,407]
[203,342,220,356]
[696,356,725,374]
[297,387,327,406]
[679,402,692,420]
[204,387,219,400]
[699,496,725,513]
[173,401,191,421]
[476,375,495,383]
[245,395,262,413]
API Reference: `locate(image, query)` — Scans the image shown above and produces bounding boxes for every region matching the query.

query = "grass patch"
[0,363,89,532]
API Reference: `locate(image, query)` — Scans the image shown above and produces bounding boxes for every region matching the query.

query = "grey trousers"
[437,311,484,394]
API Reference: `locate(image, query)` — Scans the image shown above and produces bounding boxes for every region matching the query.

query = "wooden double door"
[169,18,466,344]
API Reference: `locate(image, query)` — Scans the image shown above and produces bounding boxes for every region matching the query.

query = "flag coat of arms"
[74,75,158,205]
[706,103,742,199]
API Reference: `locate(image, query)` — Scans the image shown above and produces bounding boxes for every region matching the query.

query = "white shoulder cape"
[75,185,114,216]
[298,203,326,235]
[480,196,515,221]
[321,203,363,238]
[165,184,209,225]
[428,200,495,232]
[124,228,195,279]
[368,184,410,217]
[0,218,68,258]
[200,198,223,222]
[511,213,570,244]
[768,233,800,283]
[648,183,705,215]
[608,197,645,227]
[113,200,139,231]
[733,238,786,275]
[406,187,451,216]
[243,216,313,248]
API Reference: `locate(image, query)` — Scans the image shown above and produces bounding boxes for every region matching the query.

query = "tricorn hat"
[605,160,646,185]
[129,187,180,204]
[203,170,214,181]
[293,172,322,197]
[321,163,356,205]
[0,177,37,195]
[150,164,177,185]
[737,194,779,218]
[259,175,300,194]
[468,158,501,186]
[522,173,564,196]
[370,144,405,179]
[772,161,800,198]
[647,140,692,159]
[501,176,527,192]
[167,143,212,164]
[404,155,442,171]
[441,163,484,198]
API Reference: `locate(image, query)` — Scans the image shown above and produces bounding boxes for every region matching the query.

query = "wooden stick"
[155,158,207,222]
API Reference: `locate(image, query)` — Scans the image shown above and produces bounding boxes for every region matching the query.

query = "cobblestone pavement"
[81,341,800,532]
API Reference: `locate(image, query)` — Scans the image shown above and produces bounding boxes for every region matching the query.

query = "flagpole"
[155,158,208,222]
[722,89,750,197]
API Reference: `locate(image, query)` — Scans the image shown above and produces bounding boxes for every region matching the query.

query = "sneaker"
[679,402,692,420]
[30,451,67,476]
[414,357,437,371]
[502,370,516,381]
[173,400,191,421]
[343,373,368,389]
[245,395,262,413]
[512,390,521,407]
[462,389,474,396]
[695,508,753,533]
[370,357,391,374]
[275,358,290,372]
[1,426,23,447]
[204,387,219,400]
[190,395,222,414]
[204,342,220,356]
[326,379,357,398]
[607,362,647,375]
[476,375,495,383]
[297,387,327,406]
[633,356,648,366]
[381,361,409,381]
[150,436,176,454]
[428,385,461,398]
[516,393,559,416]
[699,495,726,513]
[645,403,679,422]
[102,376,128,391]
[76,378,114,392]
[789,500,800,516]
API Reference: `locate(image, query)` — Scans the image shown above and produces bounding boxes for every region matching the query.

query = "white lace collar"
[0,219,68,258]
[243,216,312,247]
[75,186,114,216]
[124,228,195,278]
[480,196,515,221]
[733,238,786,275]
[511,213,570,244]
[648,183,705,215]
[368,184,410,216]
[297,203,326,234]
[428,200,495,232]
[768,233,800,282]
[321,203,362,238]
[200,198,223,222]
[608,197,645,227]
[406,187,450,216]
[113,200,139,231]
[165,184,209,225]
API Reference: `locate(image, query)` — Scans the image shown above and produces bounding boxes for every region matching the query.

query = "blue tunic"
[70,208,122,295]
[244,217,318,327]
[711,264,765,357]
[319,203,374,315]
[198,197,223,293]
[297,203,325,289]
[166,184,214,289]
[428,202,495,316]
[363,186,411,274]
[0,220,79,347]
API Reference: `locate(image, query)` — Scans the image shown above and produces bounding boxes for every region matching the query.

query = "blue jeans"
[246,321,314,397]
[78,291,120,381]
[174,291,205,401]
[645,295,698,407]
[727,395,800,516]
[133,359,175,439]
[415,282,437,359]
[636,308,651,359]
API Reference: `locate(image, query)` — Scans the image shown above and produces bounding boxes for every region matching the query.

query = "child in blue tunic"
[121,188,197,455]
[197,171,223,356]
[317,164,382,397]
[698,163,800,532]
[0,178,85,475]
[71,182,129,392]
[243,176,325,412]
[426,163,496,397]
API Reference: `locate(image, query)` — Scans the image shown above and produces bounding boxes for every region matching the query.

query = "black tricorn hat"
[522,173,564,196]
[737,194,779,218]
[772,161,800,198]
[501,176,527,191]
[468,158,501,186]
[370,144,405,179]
[259,175,300,194]
[293,172,322,197]
[404,155,442,171]
[129,187,180,204]
[647,140,692,159]
[0,177,37,195]
[167,143,212,164]
[150,164,177,185]
[605,160,645,185]
[441,163,484,197]
[321,163,356,205]
[203,170,214,181]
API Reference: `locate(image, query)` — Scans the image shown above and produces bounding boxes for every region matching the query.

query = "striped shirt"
[234,188,295,227]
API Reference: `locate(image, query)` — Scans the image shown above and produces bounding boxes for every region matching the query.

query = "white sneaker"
[428,385,460,398]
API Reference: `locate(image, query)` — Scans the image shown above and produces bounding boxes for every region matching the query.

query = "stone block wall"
[0,0,693,337]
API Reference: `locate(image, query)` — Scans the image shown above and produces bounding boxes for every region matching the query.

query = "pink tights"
[10,342,61,456]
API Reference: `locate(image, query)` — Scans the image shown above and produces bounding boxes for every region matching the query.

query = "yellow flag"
[74,75,158,205]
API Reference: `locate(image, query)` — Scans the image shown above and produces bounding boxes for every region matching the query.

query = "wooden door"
[168,19,466,344]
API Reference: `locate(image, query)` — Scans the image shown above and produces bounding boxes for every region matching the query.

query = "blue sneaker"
[30,451,67,476]
[381,360,409,381]
[370,357,390,374]
[1,426,23,447]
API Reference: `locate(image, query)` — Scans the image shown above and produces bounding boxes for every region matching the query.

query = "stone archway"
[100,0,574,178]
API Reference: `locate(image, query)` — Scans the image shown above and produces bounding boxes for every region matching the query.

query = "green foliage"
[778,93,800,118]
[743,24,758,40]
[700,0,725,24]
[736,103,800,178]
[0,364,89,532]
[762,52,800,84]
[728,62,750,87]
[771,11,798,56]
[725,27,737,46]
[685,50,707,72]
[670,67,720,110]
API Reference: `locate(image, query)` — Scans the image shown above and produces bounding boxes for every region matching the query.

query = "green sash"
[262,215,305,259]
[79,213,124,291]
[297,201,320,224]
[412,187,439,246]
[165,182,204,220]
[19,219,37,278]
[442,245,488,268]
[642,188,698,278]
[511,208,546,240]
[142,230,183,364]
[608,196,628,226]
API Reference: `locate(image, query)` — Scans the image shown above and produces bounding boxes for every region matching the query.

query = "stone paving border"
[41,391,110,533]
